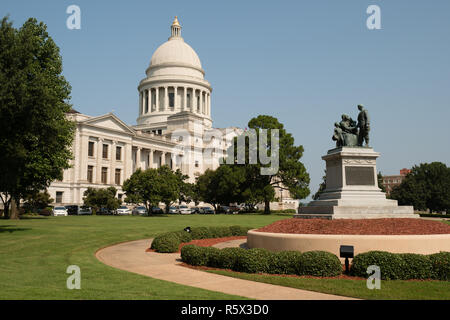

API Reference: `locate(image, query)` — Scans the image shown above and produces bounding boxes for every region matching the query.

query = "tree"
[122,166,186,214]
[227,115,310,213]
[122,168,160,213]
[23,190,54,213]
[0,17,74,219]
[390,162,450,213]
[377,172,386,193]
[83,187,121,213]
[312,170,326,200]
[157,166,185,214]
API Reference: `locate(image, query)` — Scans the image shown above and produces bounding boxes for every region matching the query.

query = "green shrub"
[208,226,233,238]
[268,251,303,274]
[298,251,342,277]
[229,225,251,236]
[150,233,180,253]
[398,253,432,280]
[172,230,193,243]
[429,252,450,281]
[351,251,404,280]
[217,247,246,269]
[234,248,273,273]
[180,245,210,266]
[189,227,213,239]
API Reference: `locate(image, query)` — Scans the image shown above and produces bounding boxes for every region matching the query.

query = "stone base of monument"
[295,147,416,219]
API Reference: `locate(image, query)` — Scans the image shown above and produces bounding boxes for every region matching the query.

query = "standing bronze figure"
[357,104,370,147]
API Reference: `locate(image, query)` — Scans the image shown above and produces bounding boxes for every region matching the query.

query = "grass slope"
[0,214,287,299]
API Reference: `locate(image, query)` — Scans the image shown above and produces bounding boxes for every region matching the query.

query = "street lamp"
[340,245,354,274]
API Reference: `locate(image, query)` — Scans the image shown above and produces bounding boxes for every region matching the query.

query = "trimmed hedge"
[429,252,450,281]
[351,250,450,281]
[151,225,251,253]
[180,245,343,277]
[298,251,342,277]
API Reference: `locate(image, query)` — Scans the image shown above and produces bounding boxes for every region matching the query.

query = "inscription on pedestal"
[345,166,375,185]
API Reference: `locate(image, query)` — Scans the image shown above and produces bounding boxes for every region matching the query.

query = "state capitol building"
[48,17,298,210]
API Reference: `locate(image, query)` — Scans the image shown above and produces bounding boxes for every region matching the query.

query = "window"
[87,165,93,183]
[115,169,121,185]
[88,141,94,157]
[118,193,123,200]
[195,161,199,168]
[168,92,174,108]
[101,167,108,184]
[56,191,63,203]
[116,146,122,161]
[102,144,108,159]
[197,96,200,112]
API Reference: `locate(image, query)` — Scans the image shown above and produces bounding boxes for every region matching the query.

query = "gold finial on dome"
[172,16,180,27]
[170,16,182,39]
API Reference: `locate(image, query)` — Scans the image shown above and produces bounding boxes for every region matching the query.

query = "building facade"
[48,17,241,206]
[381,168,411,196]
[48,17,299,210]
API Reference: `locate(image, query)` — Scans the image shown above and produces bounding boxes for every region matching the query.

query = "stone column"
[149,149,154,169]
[192,89,196,113]
[139,91,143,115]
[208,93,211,116]
[161,151,166,166]
[97,138,104,183]
[164,86,168,111]
[155,87,159,111]
[135,147,141,171]
[183,87,187,111]
[110,140,116,184]
[174,87,178,111]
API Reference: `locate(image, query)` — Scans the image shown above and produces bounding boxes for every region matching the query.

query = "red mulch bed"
[255,218,450,235]
[145,236,246,253]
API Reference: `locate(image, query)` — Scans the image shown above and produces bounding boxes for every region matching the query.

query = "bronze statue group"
[332,105,370,147]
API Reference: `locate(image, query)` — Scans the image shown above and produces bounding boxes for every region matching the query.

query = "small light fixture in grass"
[184,226,191,233]
[340,245,354,273]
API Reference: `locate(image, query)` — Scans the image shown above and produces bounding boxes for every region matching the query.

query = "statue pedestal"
[295,147,416,219]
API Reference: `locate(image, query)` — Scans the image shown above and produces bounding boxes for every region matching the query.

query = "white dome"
[150,39,202,70]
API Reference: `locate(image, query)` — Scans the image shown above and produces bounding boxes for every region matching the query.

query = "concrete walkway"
[96,239,356,300]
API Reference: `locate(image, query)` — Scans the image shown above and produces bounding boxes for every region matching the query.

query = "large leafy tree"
[83,187,122,213]
[390,162,450,213]
[0,17,74,219]
[122,168,161,213]
[122,166,186,214]
[228,115,310,213]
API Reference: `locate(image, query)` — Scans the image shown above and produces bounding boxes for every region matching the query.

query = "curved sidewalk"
[96,239,356,300]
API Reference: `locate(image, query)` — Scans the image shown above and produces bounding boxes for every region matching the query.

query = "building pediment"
[82,113,135,135]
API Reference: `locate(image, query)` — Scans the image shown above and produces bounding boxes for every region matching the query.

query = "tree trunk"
[10,198,20,220]
[264,200,270,214]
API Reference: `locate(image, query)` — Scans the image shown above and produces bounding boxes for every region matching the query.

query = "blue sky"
[2,0,450,198]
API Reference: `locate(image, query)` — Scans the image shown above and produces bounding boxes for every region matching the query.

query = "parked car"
[191,207,200,214]
[168,206,179,214]
[78,206,92,215]
[65,205,79,215]
[97,207,115,215]
[116,206,131,215]
[151,206,164,214]
[200,207,215,214]
[229,205,241,214]
[132,206,148,215]
[179,205,191,214]
[217,206,232,214]
[53,206,68,216]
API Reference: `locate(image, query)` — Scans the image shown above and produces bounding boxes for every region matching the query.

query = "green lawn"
[206,270,450,300]
[0,213,287,300]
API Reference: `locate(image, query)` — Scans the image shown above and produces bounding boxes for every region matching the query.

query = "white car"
[53,206,68,216]
[116,206,131,215]
[179,205,191,214]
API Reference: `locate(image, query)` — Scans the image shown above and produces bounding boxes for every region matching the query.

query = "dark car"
[200,207,215,214]
[65,205,79,215]
[217,206,232,214]
[151,206,164,214]
[97,207,115,215]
